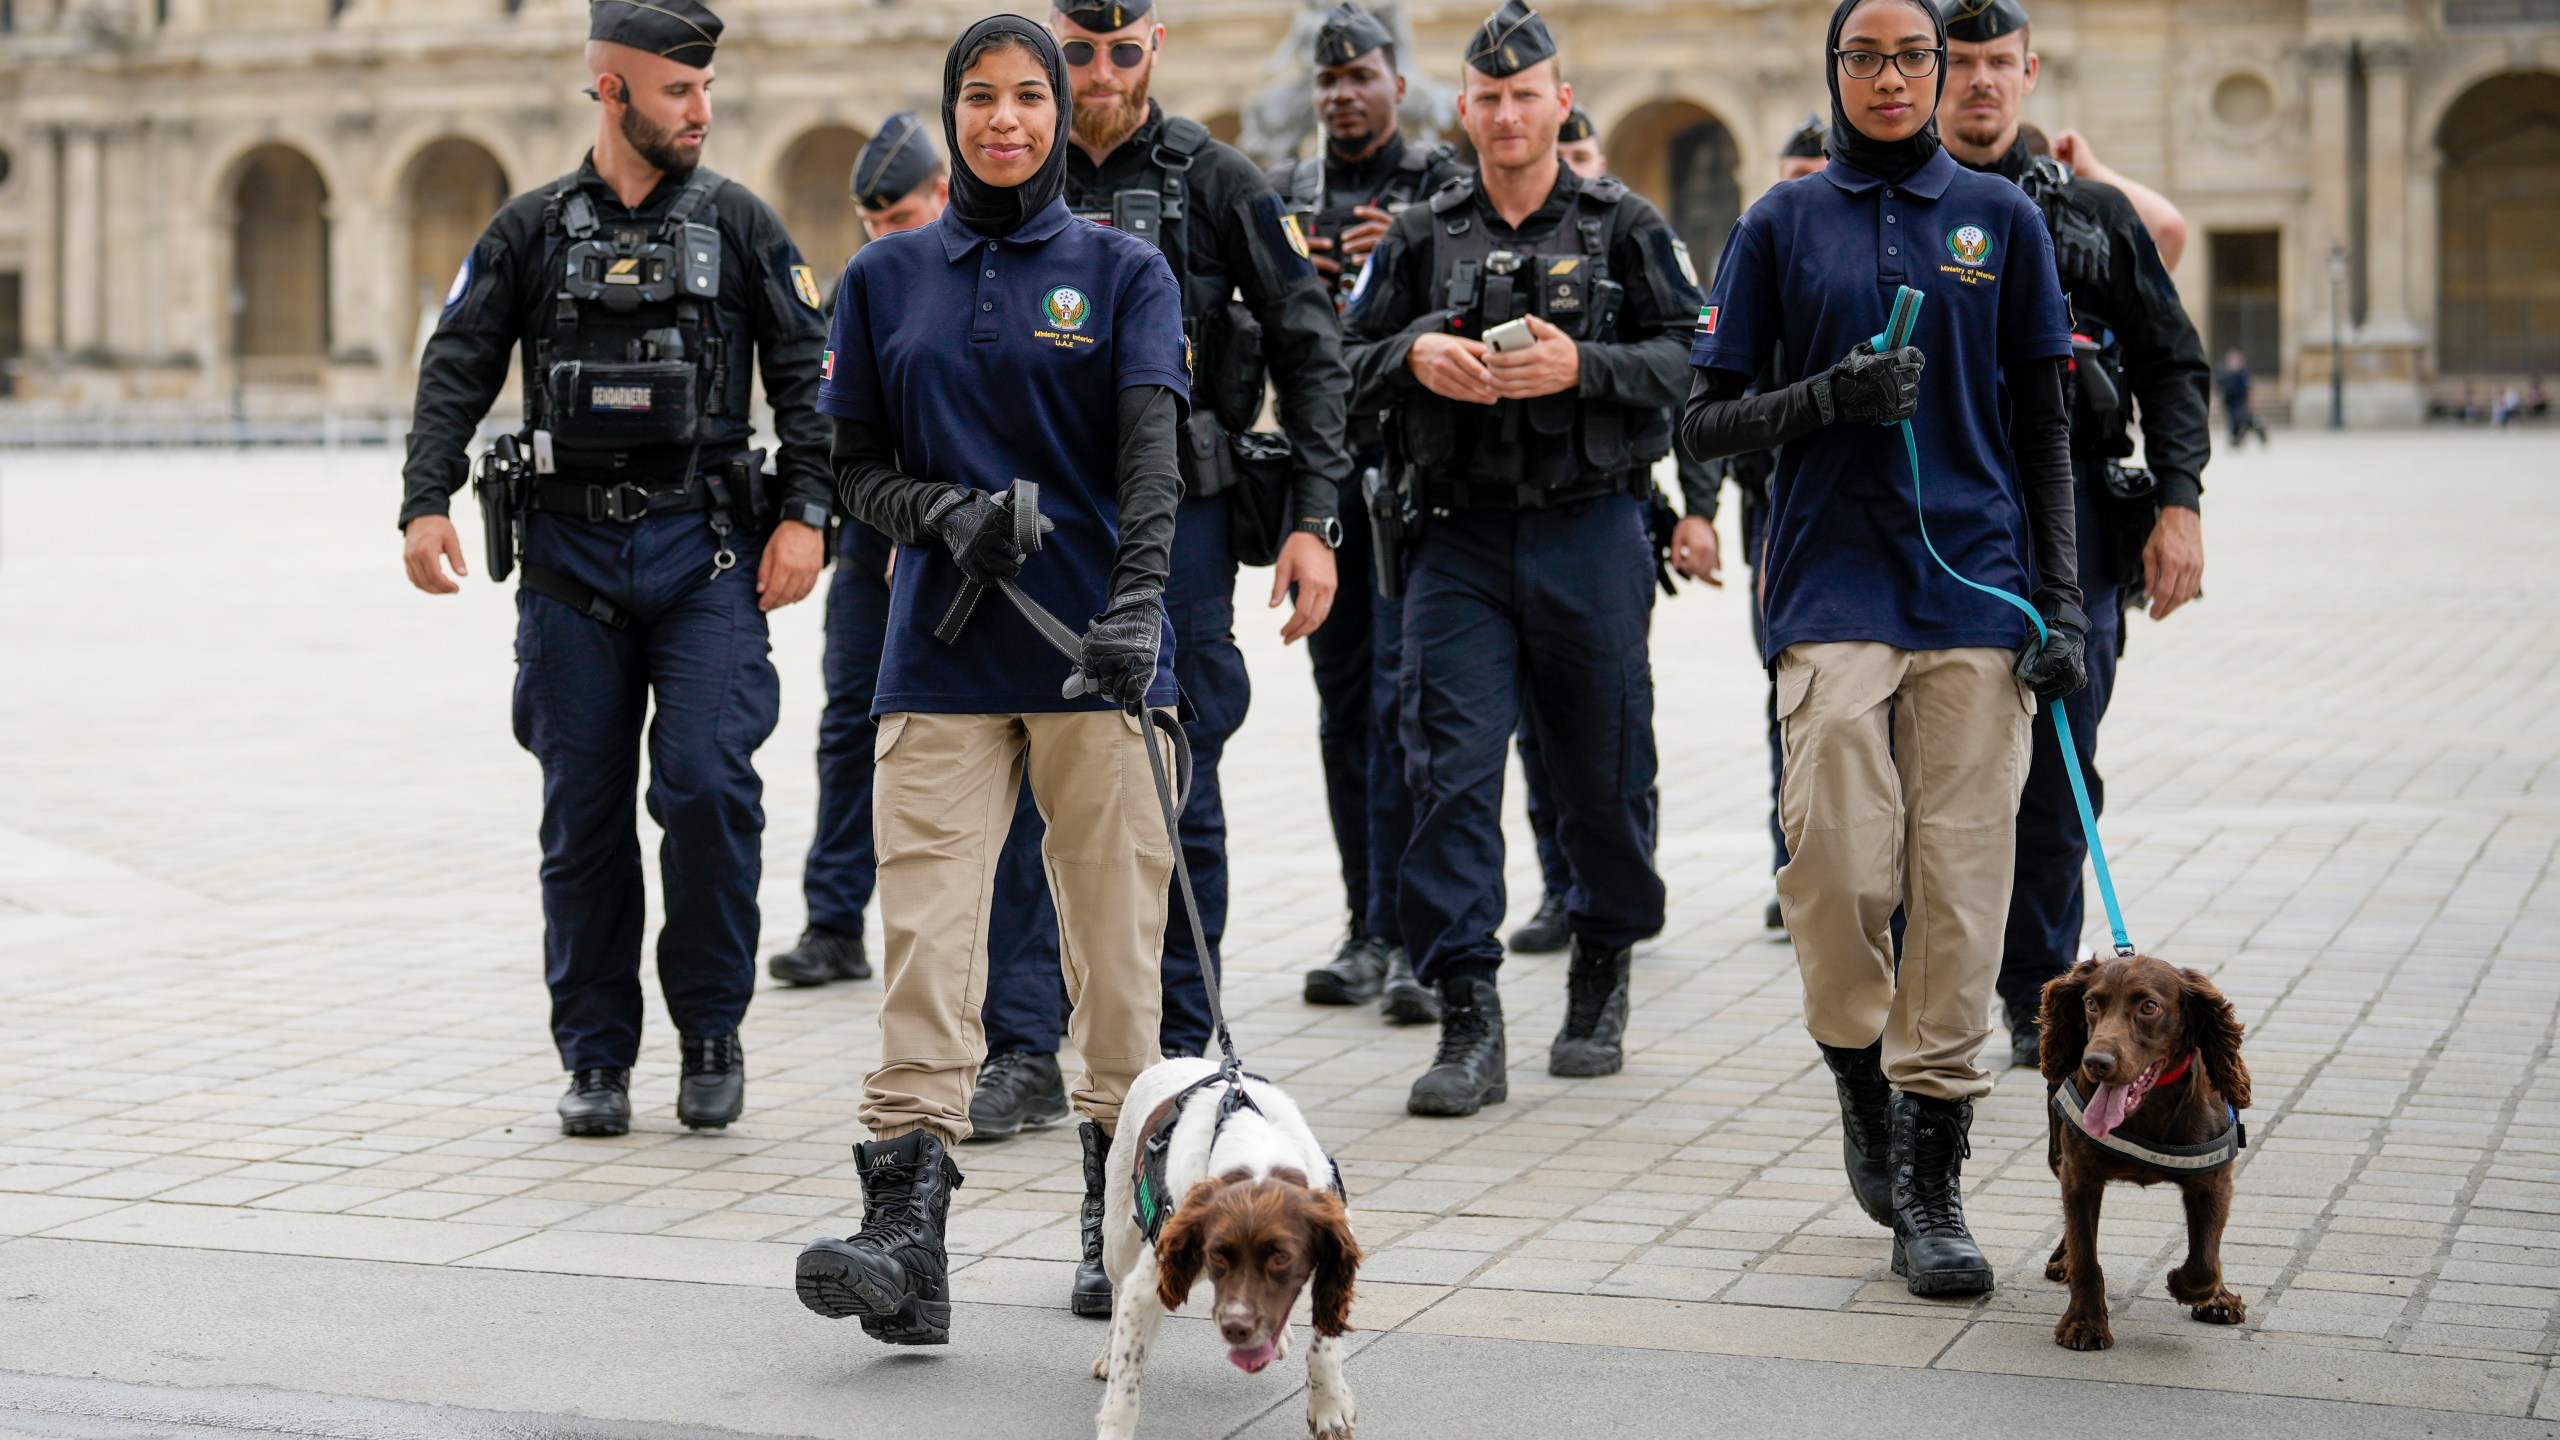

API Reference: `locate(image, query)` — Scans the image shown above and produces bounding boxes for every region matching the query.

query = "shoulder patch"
[789,264,823,311]
[1278,210,1311,261]
[442,252,474,310]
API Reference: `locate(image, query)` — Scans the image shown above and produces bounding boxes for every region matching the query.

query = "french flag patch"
[1697,305,1718,335]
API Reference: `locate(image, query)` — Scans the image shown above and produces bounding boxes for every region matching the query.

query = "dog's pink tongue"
[2082,1081,2133,1138]
[1228,1340,1278,1374]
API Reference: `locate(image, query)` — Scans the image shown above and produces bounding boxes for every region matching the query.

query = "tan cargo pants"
[862,708,1176,1144]
[1773,642,2034,1102]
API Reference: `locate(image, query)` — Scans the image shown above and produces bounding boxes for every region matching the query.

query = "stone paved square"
[0,429,2554,1436]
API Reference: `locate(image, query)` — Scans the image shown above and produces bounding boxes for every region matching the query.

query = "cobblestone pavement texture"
[0,431,2555,1430]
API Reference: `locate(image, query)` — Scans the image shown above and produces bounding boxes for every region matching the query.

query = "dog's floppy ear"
[1301,1188,1363,1338]
[2180,968,2251,1111]
[1153,1178,1229,1312]
[2039,962,2097,1085]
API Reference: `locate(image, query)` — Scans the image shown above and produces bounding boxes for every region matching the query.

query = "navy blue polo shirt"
[1691,148,2071,661]
[818,197,1189,715]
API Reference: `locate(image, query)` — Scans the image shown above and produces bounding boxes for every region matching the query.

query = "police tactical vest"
[1397,174,1669,509]
[2014,156,2131,461]
[1070,118,1268,478]
[1275,140,1455,309]
[532,168,744,470]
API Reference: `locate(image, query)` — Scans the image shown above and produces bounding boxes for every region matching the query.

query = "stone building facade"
[1,0,2554,426]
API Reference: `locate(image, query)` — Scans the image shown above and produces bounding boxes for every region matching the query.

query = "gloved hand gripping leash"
[1874,286,2137,959]
[933,480,1247,1077]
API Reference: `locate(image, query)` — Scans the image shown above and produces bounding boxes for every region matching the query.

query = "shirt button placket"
[974,241,1000,340]
[1880,191,1904,281]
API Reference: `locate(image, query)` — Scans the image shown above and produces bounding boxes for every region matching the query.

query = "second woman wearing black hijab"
[1681,0,2084,1298]
[793,15,1192,1345]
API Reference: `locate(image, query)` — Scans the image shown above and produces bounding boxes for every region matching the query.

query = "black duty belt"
[531,477,715,523]
[1421,472,1632,513]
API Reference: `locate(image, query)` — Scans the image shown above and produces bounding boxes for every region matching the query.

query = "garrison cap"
[1941,0,2029,43]
[1782,114,1827,157]
[1314,2,1395,68]
[1055,0,1152,32]
[588,0,722,68]
[1559,106,1597,144]
[853,112,938,210]
[1464,0,1556,78]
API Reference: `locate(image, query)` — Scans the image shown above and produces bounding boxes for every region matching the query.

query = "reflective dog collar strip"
[2052,1078,2245,1174]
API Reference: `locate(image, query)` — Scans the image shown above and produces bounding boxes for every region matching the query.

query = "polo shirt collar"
[1821,146,1957,199]
[937,196,1076,260]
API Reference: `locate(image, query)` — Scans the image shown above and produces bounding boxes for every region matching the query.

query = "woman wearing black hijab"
[1679,0,2082,1298]
[794,14,1193,1346]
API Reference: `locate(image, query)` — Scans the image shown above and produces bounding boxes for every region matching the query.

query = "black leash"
[932,480,1242,1076]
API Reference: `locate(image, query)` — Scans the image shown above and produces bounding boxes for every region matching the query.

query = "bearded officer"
[1345,1,1698,1116]
[1046,0,1349,1056]
[1271,1,1460,1027]
[773,115,1079,1145]
[399,0,830,1138]
[1936,0,2211,1067]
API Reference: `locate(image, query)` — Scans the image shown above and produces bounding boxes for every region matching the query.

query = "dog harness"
[2050,1055,2246,1174]
[1130,1071,1347,1244]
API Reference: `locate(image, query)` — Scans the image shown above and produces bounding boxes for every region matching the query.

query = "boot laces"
[859,1158,931,1239]
[681,1035,740,1075]
[1903,1110,1973,1233]
[1431,996,1495,1067]
[979,1050,1033,1101]
[1564,952,1618,1034]
[570,1068,622,1096]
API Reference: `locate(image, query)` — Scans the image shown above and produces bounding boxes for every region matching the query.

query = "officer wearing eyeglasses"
[1045,0,1352,1064]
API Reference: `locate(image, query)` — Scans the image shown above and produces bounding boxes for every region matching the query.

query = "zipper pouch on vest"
[547,360,700,445]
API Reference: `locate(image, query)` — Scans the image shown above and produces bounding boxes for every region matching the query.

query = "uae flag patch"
[822,349,835,381]
[1697,304,1719,334]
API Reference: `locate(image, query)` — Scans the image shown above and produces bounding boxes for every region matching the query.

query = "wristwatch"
[785,501,831,531]
[1295,515,1344,549]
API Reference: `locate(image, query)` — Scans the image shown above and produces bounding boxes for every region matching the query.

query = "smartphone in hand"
[1482,318,1535,353]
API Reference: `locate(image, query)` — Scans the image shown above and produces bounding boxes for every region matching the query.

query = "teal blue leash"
[1872,286,2137,958]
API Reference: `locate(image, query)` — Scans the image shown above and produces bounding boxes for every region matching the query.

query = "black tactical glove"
[1809,342,1925,427]
[927,486,1027,586]
[1077,590,1163,711]
[2013,595,2091,702]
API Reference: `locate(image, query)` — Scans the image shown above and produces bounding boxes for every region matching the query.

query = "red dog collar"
[2154,1053,2195,1088]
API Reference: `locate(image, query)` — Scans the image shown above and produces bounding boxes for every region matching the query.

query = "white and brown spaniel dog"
[1093,1056,1360,1440]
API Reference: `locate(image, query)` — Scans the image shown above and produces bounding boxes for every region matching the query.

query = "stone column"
[2293,41,2353,422]
[59,126,104,358]
[20,126,60,365]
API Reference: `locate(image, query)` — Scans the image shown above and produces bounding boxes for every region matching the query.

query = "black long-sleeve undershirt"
[831,383,1183,607]
[1680,359,2080,613]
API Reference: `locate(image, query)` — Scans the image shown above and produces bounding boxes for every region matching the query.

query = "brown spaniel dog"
[2040,955,2252,1351]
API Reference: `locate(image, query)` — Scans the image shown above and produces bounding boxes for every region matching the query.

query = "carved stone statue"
[1237,0,1458,169]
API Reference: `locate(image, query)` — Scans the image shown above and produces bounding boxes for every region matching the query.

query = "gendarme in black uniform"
[1269,1,1464,1024]
[1940,0,2211,1058]
[399,0,829,1138]
[1343,0,1701,1118]
[1056,0,1353,1060]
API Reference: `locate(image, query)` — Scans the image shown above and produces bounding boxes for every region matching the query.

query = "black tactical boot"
[1764,896,1787,931]
[676,1034,745,1130]
[967,1051,1069,1142]
[1406,977,1507,1117]
[796,1130,963,1344]
[1819,1042,1894,1227]
[1549,938,1630,1077]
[768,926,870,987]
[1303,930,1388,1006]
[1072,1120,1114,1318]
[1506,892,1572,954]
[1378,946,1441,1026]
[1888,1092,1994,1296]
[558,1068,631,1138]
[2006,1000,2042,1070]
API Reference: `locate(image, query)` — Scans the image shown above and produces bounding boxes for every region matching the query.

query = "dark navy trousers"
[1364,566,1415,946]
[803,534,1065,1054]
[1306,474,1384,935]
[1399,495,1666,986]
[512,511,779,1072]
[1999,482,2124,1014]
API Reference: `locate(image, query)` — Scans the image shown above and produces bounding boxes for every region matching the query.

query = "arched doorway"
[1606,101,1740,286]
[404,138,509,353]
[776,125,871,298]
[2437,71,2560,378]
[231,144,330,380]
